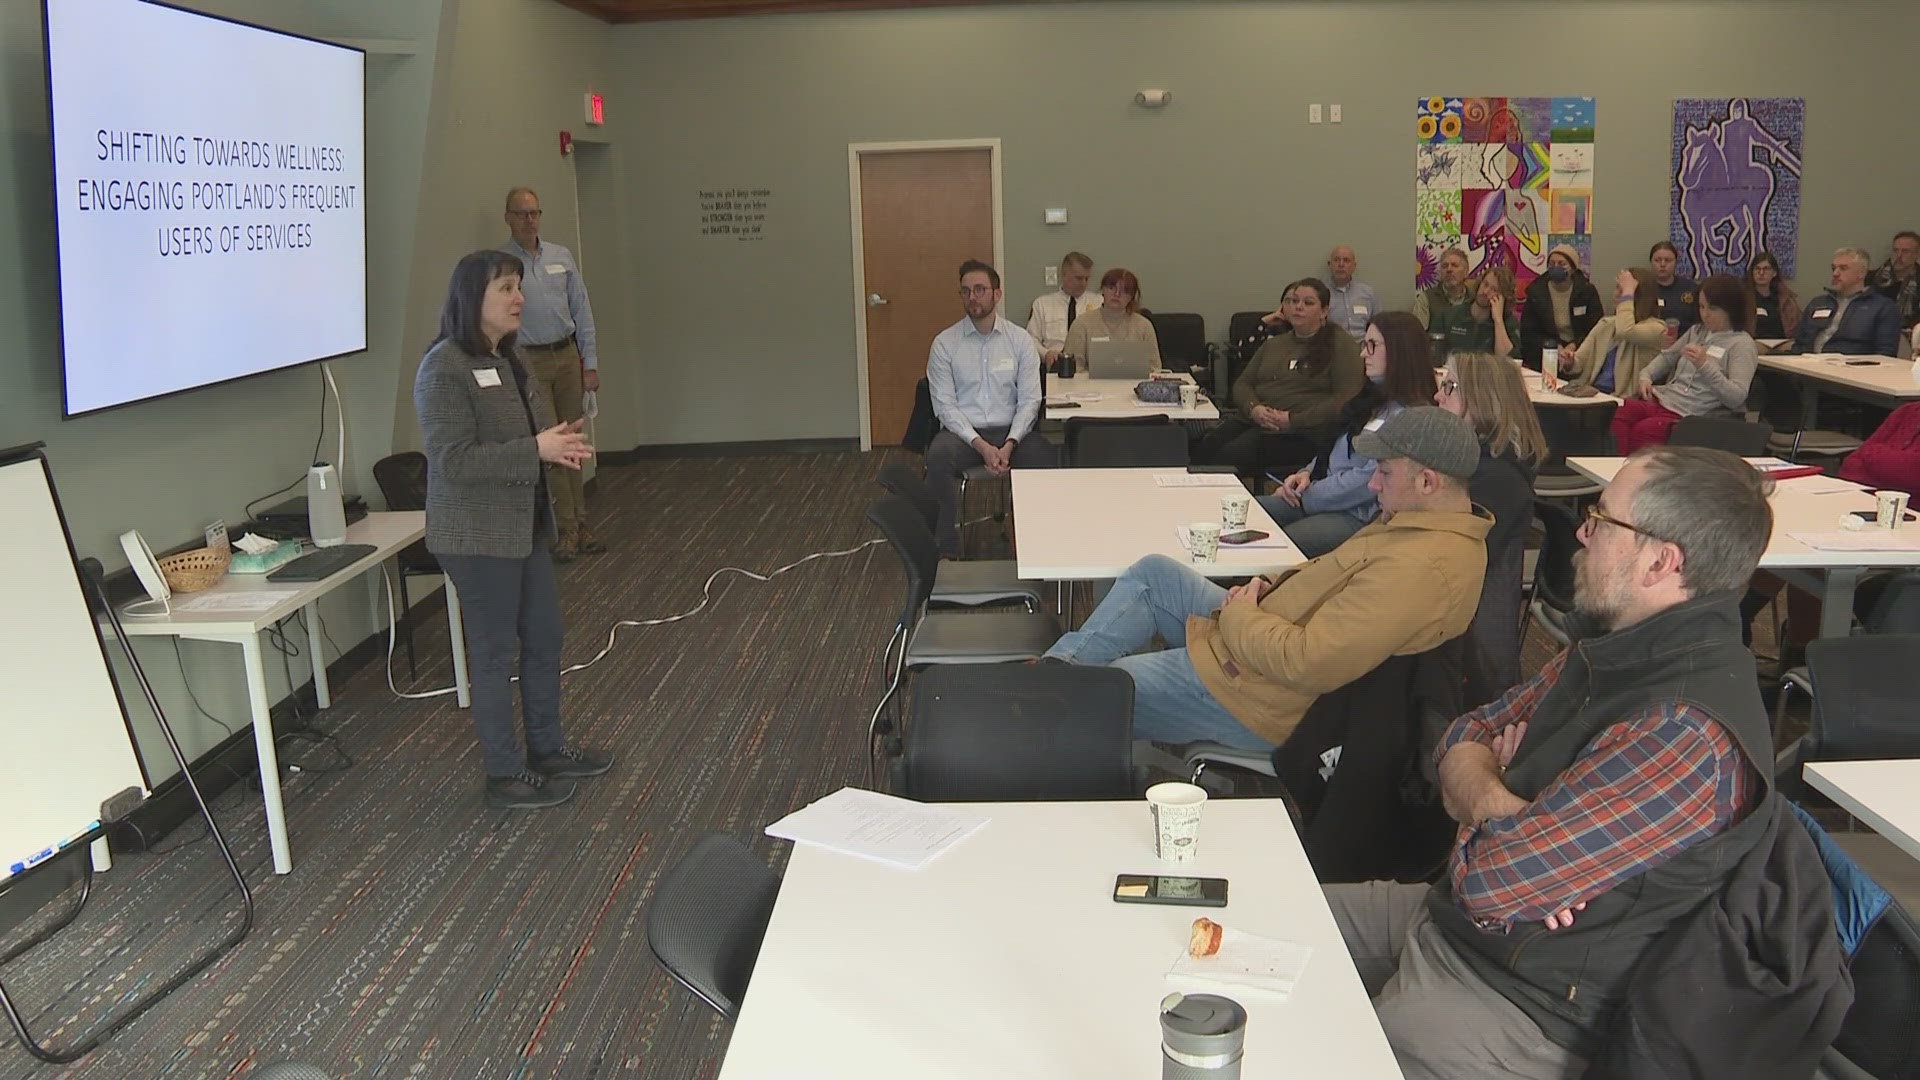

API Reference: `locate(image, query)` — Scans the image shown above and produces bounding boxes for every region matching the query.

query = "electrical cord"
[242,369,329,521]
[169,638,237,738]
[379,536,886,699]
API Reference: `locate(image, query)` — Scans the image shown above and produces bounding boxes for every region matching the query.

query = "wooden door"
[859,148,994,446]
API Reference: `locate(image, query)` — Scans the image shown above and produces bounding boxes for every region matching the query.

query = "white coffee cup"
[1179,382,1199,410]
[1189,521,1222,562]
[1146,781,1208,863]
[1877,490,1912,530]
[1220,492,1250,530]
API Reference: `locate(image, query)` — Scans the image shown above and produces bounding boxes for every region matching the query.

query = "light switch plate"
[1044,266,1059,286]
[1330,103,1342,123]
[1044,207,1068,225]
[1309,103,1322,124]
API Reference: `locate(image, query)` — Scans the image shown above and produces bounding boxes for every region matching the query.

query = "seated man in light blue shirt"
[925,259,1056,555]
[1326,245,1378,339]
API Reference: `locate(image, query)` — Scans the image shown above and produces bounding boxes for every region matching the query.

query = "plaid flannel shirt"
[1434,650,1761,932]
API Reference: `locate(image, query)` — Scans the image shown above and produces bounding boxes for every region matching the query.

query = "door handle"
[867,292,889,307]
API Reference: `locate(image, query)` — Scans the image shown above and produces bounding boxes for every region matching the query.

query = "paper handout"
[765,787,989,871]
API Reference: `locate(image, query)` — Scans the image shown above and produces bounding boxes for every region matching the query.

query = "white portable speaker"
[118,529,171,616]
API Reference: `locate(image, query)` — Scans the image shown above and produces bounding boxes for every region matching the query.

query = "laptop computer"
[1087,338,1158,380]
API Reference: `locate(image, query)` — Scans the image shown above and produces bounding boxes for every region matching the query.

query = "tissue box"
[230,538,303,574]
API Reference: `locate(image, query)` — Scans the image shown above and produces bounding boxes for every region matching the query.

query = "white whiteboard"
[0,455,148,880]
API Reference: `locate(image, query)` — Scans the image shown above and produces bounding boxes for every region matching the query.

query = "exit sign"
[584,91,605,126]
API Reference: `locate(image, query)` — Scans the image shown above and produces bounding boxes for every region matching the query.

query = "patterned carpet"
[2,452,904,1079]
[0,449,1783,1078]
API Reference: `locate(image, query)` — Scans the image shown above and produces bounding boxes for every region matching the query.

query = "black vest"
[1426,592,1774,1054]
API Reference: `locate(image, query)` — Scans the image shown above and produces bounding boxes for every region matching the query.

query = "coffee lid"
[1159,992,1247,1055]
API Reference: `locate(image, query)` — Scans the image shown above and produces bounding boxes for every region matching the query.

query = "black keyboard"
[268,543,379,583]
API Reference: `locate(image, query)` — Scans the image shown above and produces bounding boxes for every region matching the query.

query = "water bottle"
[1160,992,1247,1079]
[306,463,347,548]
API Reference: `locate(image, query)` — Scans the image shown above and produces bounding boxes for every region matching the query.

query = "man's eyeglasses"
[959,284,995,297]
[508,209,543,219]
[1581,502,1672,545]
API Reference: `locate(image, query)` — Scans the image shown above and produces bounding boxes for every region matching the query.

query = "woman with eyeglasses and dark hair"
[1198,277,1364,474]
[414,249,611,810]
[1609,273,1759,454]
[1062,267,1161,373]
[1745,250,1801,341]
[1434,352,1547,707]
[1256,312,1437,556]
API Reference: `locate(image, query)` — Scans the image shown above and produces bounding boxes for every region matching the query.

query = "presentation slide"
[45,0,366,417]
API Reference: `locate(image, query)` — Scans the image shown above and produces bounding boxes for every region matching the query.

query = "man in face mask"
[1519,245,1602,371]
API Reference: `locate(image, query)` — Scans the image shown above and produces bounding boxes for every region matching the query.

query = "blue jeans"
[1257,496,1368,559]
[1045,554,1275,751]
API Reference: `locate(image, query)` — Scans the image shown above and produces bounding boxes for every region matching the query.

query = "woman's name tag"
[474,368,502,387]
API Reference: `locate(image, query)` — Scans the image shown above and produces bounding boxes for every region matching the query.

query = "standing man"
[1325,245,1378,338]
[1648,241,1699,333]
[1794,245,1903,356]
[1870,230,1920,329]
[925,259,1054,556]
[502,186,602,563]
[1026,251,1095,368]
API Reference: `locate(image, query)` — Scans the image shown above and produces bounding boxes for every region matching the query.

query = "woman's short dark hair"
[1698,273,1753,332]
[436,250,524,357]
[1341,311,1437,439]
[1648,240,1679,260]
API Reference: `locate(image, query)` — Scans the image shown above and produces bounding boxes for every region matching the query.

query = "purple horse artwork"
[1670,98,1805,279]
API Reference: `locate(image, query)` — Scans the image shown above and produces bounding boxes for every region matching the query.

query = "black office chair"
[865,495,1061,775]
[1775,635,1920,800]
[892,664,1136,801]
[371,452,441,679]
[1065,415,1188,468]
[1525,500,1583,647]
[1669,415,1775,456]
[901,377,938,453]
[1222,310,1272,397]
[1144,311,1212,380]
[1534,401,1618,500]
[1821,896,1920,1080]
[646,834,782,1022]
[875,463,1040,609]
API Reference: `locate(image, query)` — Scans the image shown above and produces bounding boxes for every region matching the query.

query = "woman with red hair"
[1063,267,1161,373]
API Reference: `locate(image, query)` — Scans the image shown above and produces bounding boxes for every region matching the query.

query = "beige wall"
[605,0,1920,446]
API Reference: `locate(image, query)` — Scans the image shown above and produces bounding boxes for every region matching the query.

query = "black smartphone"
[1186,464,1239,475]
[1219,529,1269,545]
[1113,873,1228,907]
[1050,400,1081,409]
[1844,359,1881,367]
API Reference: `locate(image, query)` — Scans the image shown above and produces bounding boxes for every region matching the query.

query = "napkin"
[1167,927,1313,1002]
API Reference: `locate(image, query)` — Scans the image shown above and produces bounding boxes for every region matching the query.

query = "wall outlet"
[1309,103,1322,124]
[1330,104,1342,123]
[1044,265,1059,286]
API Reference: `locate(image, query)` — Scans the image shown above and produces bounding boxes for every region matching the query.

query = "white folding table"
[720,798,1402,1079]
[1757,354,1920,456]
[1045,375,1220,422]
[1804,760,1920,864]
[1567,457,1920,638]
[1011,468,1302,582]
[115,511,469,873]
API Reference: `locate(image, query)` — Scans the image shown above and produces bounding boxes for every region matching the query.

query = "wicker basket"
[157,545,231,593]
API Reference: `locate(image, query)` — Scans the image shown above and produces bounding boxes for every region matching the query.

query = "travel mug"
[1161,992,1247,1079]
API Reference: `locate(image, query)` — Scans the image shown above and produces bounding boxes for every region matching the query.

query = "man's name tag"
[1706,345,1727,359]
[1756,306,1770,316]
[1573,305,1588,315]
[1091,336,1111,343]
[1813,308,1832,319]
[991,354,1016,372]
[474,367,502,387]
[1352,305,1370,316]
[1363,416,1386,431]
[545,263,567,274]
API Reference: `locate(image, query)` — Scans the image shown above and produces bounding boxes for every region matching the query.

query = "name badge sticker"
[1813,308,1832,319]
[545,263,567,274]
[1363,417,1386,432]
[1706,345,1727,359]
[474,368,502,387]
[1573,305,1588,316]
[1352,305,1370,316]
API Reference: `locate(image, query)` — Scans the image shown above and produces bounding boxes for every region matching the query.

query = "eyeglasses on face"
[1360,338,1383,353]
[1438,376,1459,395]
[959,284,995,297]
[1581,502,1671,545]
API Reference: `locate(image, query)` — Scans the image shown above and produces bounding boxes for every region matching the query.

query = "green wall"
[606,0,1920,446]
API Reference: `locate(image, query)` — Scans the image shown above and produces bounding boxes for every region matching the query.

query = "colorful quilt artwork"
[1415,95,1596,296]
[1668,97,1804,279]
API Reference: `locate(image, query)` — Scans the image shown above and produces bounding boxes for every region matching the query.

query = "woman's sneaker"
[486,771,577,809]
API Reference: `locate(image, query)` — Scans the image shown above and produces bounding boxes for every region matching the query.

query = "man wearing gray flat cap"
[1043,406,1492,749]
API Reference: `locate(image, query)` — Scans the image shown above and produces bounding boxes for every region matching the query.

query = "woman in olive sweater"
[1198,277,1364,474]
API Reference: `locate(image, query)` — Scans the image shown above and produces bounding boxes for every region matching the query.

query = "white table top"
[1013,468,1303,580]
[1804,760,1920,864]
[1523,369,1620,407]
[116,511,423,637]
[721,798,1401,1080]
[1566,458,1920,569]
[1046,375,1220,421]
[1757,353,1920,400]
